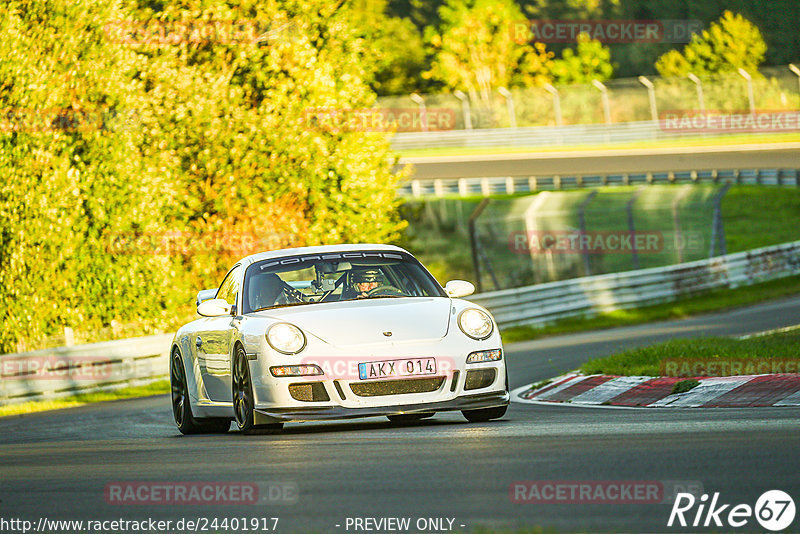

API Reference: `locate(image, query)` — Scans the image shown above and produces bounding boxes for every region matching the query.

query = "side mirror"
[444,280,475,298]
[195,288,217,307]
[197,298,232,317]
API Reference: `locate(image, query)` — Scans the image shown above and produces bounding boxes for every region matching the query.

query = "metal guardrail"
[0,334,173,405]
[390,119,799,151]
[399,168,800,198]
[2,241,799,405]
[469,240,800,328]
[392,121,664,151]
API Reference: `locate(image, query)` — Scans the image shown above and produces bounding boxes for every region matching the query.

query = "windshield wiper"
[253,301,317,312]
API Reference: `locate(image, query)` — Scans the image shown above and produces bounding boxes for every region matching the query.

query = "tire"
[387,412,435,423]
[232,346,283,434]
[462,368,509,423]
[171,349,231,434]
[461,405,507,423]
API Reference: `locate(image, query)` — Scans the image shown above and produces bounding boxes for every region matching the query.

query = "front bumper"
[254,390,509,423]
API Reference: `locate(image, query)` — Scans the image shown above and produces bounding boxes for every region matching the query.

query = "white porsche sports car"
[170,244,508,434]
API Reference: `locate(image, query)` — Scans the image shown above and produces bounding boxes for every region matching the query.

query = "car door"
[196,264,242,402]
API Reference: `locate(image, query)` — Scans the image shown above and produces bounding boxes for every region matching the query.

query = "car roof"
[239,244,412,267]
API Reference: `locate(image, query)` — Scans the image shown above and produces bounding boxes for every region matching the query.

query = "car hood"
[256,297,452,347]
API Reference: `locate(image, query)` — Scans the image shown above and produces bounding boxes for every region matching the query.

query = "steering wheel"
[282,284,306,304]
[365,286,406,297]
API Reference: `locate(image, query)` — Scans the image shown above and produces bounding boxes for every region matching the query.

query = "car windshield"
[242,250,446,313]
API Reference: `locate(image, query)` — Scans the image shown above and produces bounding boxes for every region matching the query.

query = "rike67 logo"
[668,490,795,531]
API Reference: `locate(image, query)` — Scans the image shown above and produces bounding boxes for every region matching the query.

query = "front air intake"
[464,369,496,390]
[350,377,445,397]
[289,382,330,402]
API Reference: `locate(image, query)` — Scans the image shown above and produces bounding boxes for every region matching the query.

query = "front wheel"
[232,346,283,434]
[171,349,231,434]
[462,405,507,423]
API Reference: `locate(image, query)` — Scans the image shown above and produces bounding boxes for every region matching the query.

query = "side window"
[216,265,242,306]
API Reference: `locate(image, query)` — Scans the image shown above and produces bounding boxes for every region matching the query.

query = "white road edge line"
[737,323,800,339]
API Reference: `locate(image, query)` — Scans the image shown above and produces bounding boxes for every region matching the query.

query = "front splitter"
[254,390,509,423]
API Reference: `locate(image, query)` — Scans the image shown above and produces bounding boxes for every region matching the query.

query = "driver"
[351,268,382,298]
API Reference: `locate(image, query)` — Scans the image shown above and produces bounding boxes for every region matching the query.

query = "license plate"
[358,358,436,380]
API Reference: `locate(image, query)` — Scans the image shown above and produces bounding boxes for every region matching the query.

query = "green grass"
[397,132,800,158]
[578,329,800,377]
[500,274,800,344]
[723,186,800,253]
[0,379,170,418]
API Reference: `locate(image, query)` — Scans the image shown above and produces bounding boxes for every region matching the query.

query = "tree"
[425,0,553,106]
[520,0,619,19]
[655,11,767,77]
[0,0,181,351]
[351,0,431,96]
[387,0,447,33]
[550,33,614,85]
[0,0,409,352]
[116,0,413,281]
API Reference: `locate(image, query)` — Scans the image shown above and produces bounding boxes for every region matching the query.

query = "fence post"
[410,93,428,132]
[458,178,468,197]
[592,80,611,125]
[469,199,491,293]
[688,73,705,113]
[627,188,645,269]
[544,84,562,127]
[433,179,444,198]
[737,69,755,115]
[453,90,472,130]
[578,190,598,276]
[709,182,732,257]
[505,177,515,195]
[498,87,517,128]
[64,327,74,347]
[638,76,658,122]
[671,186,692,264]
[481,178,491,197]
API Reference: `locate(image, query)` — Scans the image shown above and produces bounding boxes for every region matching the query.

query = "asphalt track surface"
[399,143,800,180]
[1,296,800,533]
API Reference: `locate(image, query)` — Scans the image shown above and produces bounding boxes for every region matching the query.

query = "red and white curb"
[511,373,800,408]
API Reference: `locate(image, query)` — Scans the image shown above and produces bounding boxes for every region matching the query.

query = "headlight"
[467,349,502,363]
[458,309,494,340]
[266,323,306,354]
